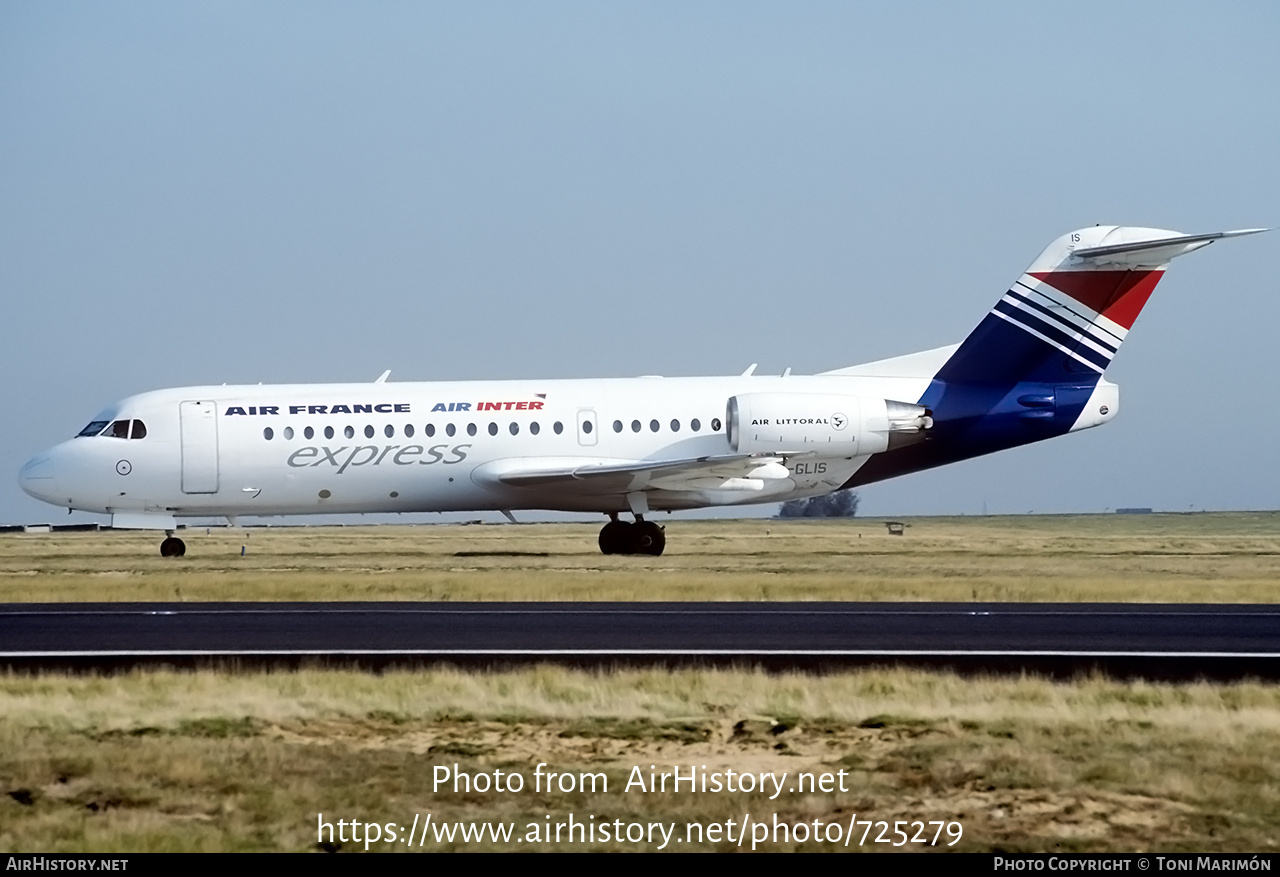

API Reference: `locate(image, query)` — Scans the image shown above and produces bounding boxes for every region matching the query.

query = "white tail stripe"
[1014,276,1104,323]
[1002,289,1118,350]
[989,310,1106,374]
[999,295,1119,361]
[1010,281,1128,346]
[1016,275,1130,341]
[991,301,1114,370]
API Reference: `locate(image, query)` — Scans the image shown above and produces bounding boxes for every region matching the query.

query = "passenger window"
[364,425,375,439]
[553,421,564,435]
[305,426,315,440]
[263,427,274,441]
[711,418,722,431]
[631,420,641,433]
[649,419,659,433]
[285,426,295,440]
[530,422,540,435]
[467,423,477,437]
[384,424,395,438]
[446,424,456,437]
[691,418,701,432]
[404,424,415,438]
[488,422,498,436]
[323,426,333,439]
[108,420,130,439]
[344,425,355,439]
[131,420,147,439]
[509,422,519,435]
[425,424,436,437]
[613,420,623,433]
[670,419,680,432]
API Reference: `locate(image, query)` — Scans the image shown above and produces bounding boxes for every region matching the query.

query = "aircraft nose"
[18,453,59,502]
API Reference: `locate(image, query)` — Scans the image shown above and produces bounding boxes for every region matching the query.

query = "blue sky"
[2,2,1276,523]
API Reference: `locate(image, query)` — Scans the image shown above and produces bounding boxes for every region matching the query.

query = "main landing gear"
[598,513,666,556]
[160,532,186,558]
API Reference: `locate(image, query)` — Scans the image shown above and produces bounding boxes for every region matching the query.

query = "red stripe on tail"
[1028,269,1164,330]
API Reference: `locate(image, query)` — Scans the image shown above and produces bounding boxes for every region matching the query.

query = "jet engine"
[726,393,931,456]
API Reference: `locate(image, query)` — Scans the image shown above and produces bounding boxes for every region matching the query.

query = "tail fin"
[843,225,1265,489]
[934,226,1265,385]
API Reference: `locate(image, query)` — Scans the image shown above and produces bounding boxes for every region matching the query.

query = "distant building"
[1115,508,1153,515]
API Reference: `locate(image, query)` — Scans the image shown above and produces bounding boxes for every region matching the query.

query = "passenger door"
[179,401,220,493]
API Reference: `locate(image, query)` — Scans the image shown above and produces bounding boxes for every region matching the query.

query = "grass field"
[2,513,1279,852]
[3,667,1280,852]
[2,511,1279,603]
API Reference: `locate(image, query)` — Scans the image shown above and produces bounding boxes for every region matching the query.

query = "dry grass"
[3,513,1279,852]
[2,512,1278,603]
[2,667,1279,852]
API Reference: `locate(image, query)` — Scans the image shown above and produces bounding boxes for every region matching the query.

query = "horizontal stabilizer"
[1071,228,1267,266]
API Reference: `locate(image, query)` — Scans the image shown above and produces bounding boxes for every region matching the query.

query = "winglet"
[374,370,391,384]
[741,363,758,377]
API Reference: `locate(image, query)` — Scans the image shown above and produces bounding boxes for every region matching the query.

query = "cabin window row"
[261,416,723,442]
[262,422,566,441]
[609,418,721,434]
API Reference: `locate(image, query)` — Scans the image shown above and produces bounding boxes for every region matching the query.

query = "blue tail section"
[842,225,1262,489]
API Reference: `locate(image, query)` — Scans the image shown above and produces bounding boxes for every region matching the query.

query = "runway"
[4,602,1280,678]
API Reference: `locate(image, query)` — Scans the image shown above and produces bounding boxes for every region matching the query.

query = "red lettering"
[516,401,528,410]
[530,401,544,410]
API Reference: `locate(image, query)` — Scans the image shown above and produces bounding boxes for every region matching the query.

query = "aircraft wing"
[471,453,795,496]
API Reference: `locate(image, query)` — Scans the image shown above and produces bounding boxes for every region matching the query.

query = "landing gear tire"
[598,520,632,555]
[631,520,665,556]
[598,516,665,556]
[160,537,186,558]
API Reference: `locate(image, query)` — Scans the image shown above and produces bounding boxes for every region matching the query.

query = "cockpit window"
[77,418,148,439]
[77,420,110,438]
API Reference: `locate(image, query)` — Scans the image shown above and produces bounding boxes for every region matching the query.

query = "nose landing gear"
[160,532,186,558]
[598,513,665,556]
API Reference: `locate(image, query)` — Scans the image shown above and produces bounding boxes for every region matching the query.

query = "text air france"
[223,400,546,416]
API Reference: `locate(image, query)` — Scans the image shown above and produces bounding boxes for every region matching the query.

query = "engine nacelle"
[726,393,931,455]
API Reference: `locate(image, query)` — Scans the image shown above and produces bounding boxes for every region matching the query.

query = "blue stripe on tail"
[842,305,1101,488]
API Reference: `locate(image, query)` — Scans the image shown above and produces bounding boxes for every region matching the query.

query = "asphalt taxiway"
[3,602,1280,678]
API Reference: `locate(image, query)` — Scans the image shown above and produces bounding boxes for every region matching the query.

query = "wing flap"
[472,453,790,496]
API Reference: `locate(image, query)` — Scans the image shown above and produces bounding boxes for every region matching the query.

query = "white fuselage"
[20,224,1260,556]
[19,372,933,525]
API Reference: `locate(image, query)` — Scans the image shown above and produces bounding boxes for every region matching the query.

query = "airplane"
[18,225,1265,557]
